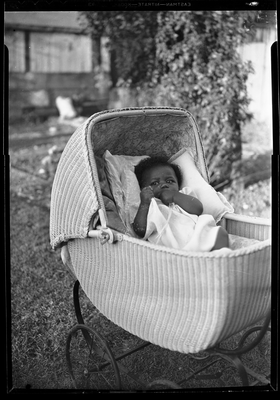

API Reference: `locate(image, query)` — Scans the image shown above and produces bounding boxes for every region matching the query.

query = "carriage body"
[50,107,271,356]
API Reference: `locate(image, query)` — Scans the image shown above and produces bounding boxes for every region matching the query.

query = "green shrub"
[138,11,255,186]
[81,10,256,186]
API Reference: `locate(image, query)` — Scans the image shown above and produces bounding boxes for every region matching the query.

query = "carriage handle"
[88,227,123,244]
[88,209,123,244]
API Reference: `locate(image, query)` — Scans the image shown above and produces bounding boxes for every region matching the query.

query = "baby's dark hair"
[135,156,183,188]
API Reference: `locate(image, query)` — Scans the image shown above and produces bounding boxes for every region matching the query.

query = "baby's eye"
[167,179,175,184]
[151,181,159,186]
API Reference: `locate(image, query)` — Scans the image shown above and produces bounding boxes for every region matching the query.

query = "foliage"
[79,11,158,87]
[148,11,255,186]
[221,179,271,218]
[81,10,257,187]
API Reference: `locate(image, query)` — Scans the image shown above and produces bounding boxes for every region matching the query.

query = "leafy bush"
[80,11,158,87]
[144,11,254,187]
[81,10,256,187]
[221,178,271,218]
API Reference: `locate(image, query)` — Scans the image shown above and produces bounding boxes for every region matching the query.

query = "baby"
[133,156,229,251]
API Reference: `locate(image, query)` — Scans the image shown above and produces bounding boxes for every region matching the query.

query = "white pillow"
[169,148,234,222]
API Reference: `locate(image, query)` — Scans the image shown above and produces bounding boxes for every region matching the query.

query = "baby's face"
[141,165,179,198]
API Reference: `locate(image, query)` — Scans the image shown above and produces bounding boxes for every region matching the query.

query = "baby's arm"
[160,190,203,216]
[133,187,154,238]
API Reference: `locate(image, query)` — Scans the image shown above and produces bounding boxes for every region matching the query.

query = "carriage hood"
[49,107,209,250]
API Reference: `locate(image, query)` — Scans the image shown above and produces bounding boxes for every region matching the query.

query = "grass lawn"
[7,117,273,391]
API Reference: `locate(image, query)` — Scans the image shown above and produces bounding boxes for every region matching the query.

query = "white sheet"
[143,187,221,252]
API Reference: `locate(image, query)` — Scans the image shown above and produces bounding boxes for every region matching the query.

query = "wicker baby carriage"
[50,107,271,389]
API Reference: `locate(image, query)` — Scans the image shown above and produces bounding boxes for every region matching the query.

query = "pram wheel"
[66,324,122,390]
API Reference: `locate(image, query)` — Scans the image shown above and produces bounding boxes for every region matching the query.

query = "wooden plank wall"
[5,30,92,73]
[4,30,26,72]
[30,32,92,73]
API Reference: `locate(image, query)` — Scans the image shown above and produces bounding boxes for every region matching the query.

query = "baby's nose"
[160,183,169,189]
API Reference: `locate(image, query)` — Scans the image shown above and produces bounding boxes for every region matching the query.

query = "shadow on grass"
[213,150,271,192]
[241,151,271,188]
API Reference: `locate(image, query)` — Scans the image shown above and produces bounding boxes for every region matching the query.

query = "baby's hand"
[159,190,175,205]
[140,186,154,205]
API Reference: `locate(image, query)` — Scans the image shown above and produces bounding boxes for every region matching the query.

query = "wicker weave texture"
[50,117,100,249]
[50,107,208,249]
[50,107,271,353]
[91,111,201,162]
[225,217,271,241]
[68,236,271,354]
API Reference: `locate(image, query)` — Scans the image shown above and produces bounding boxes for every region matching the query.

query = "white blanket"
[143,187,221,252]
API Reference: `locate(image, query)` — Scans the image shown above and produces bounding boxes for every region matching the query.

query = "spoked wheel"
[66,324,122,390]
